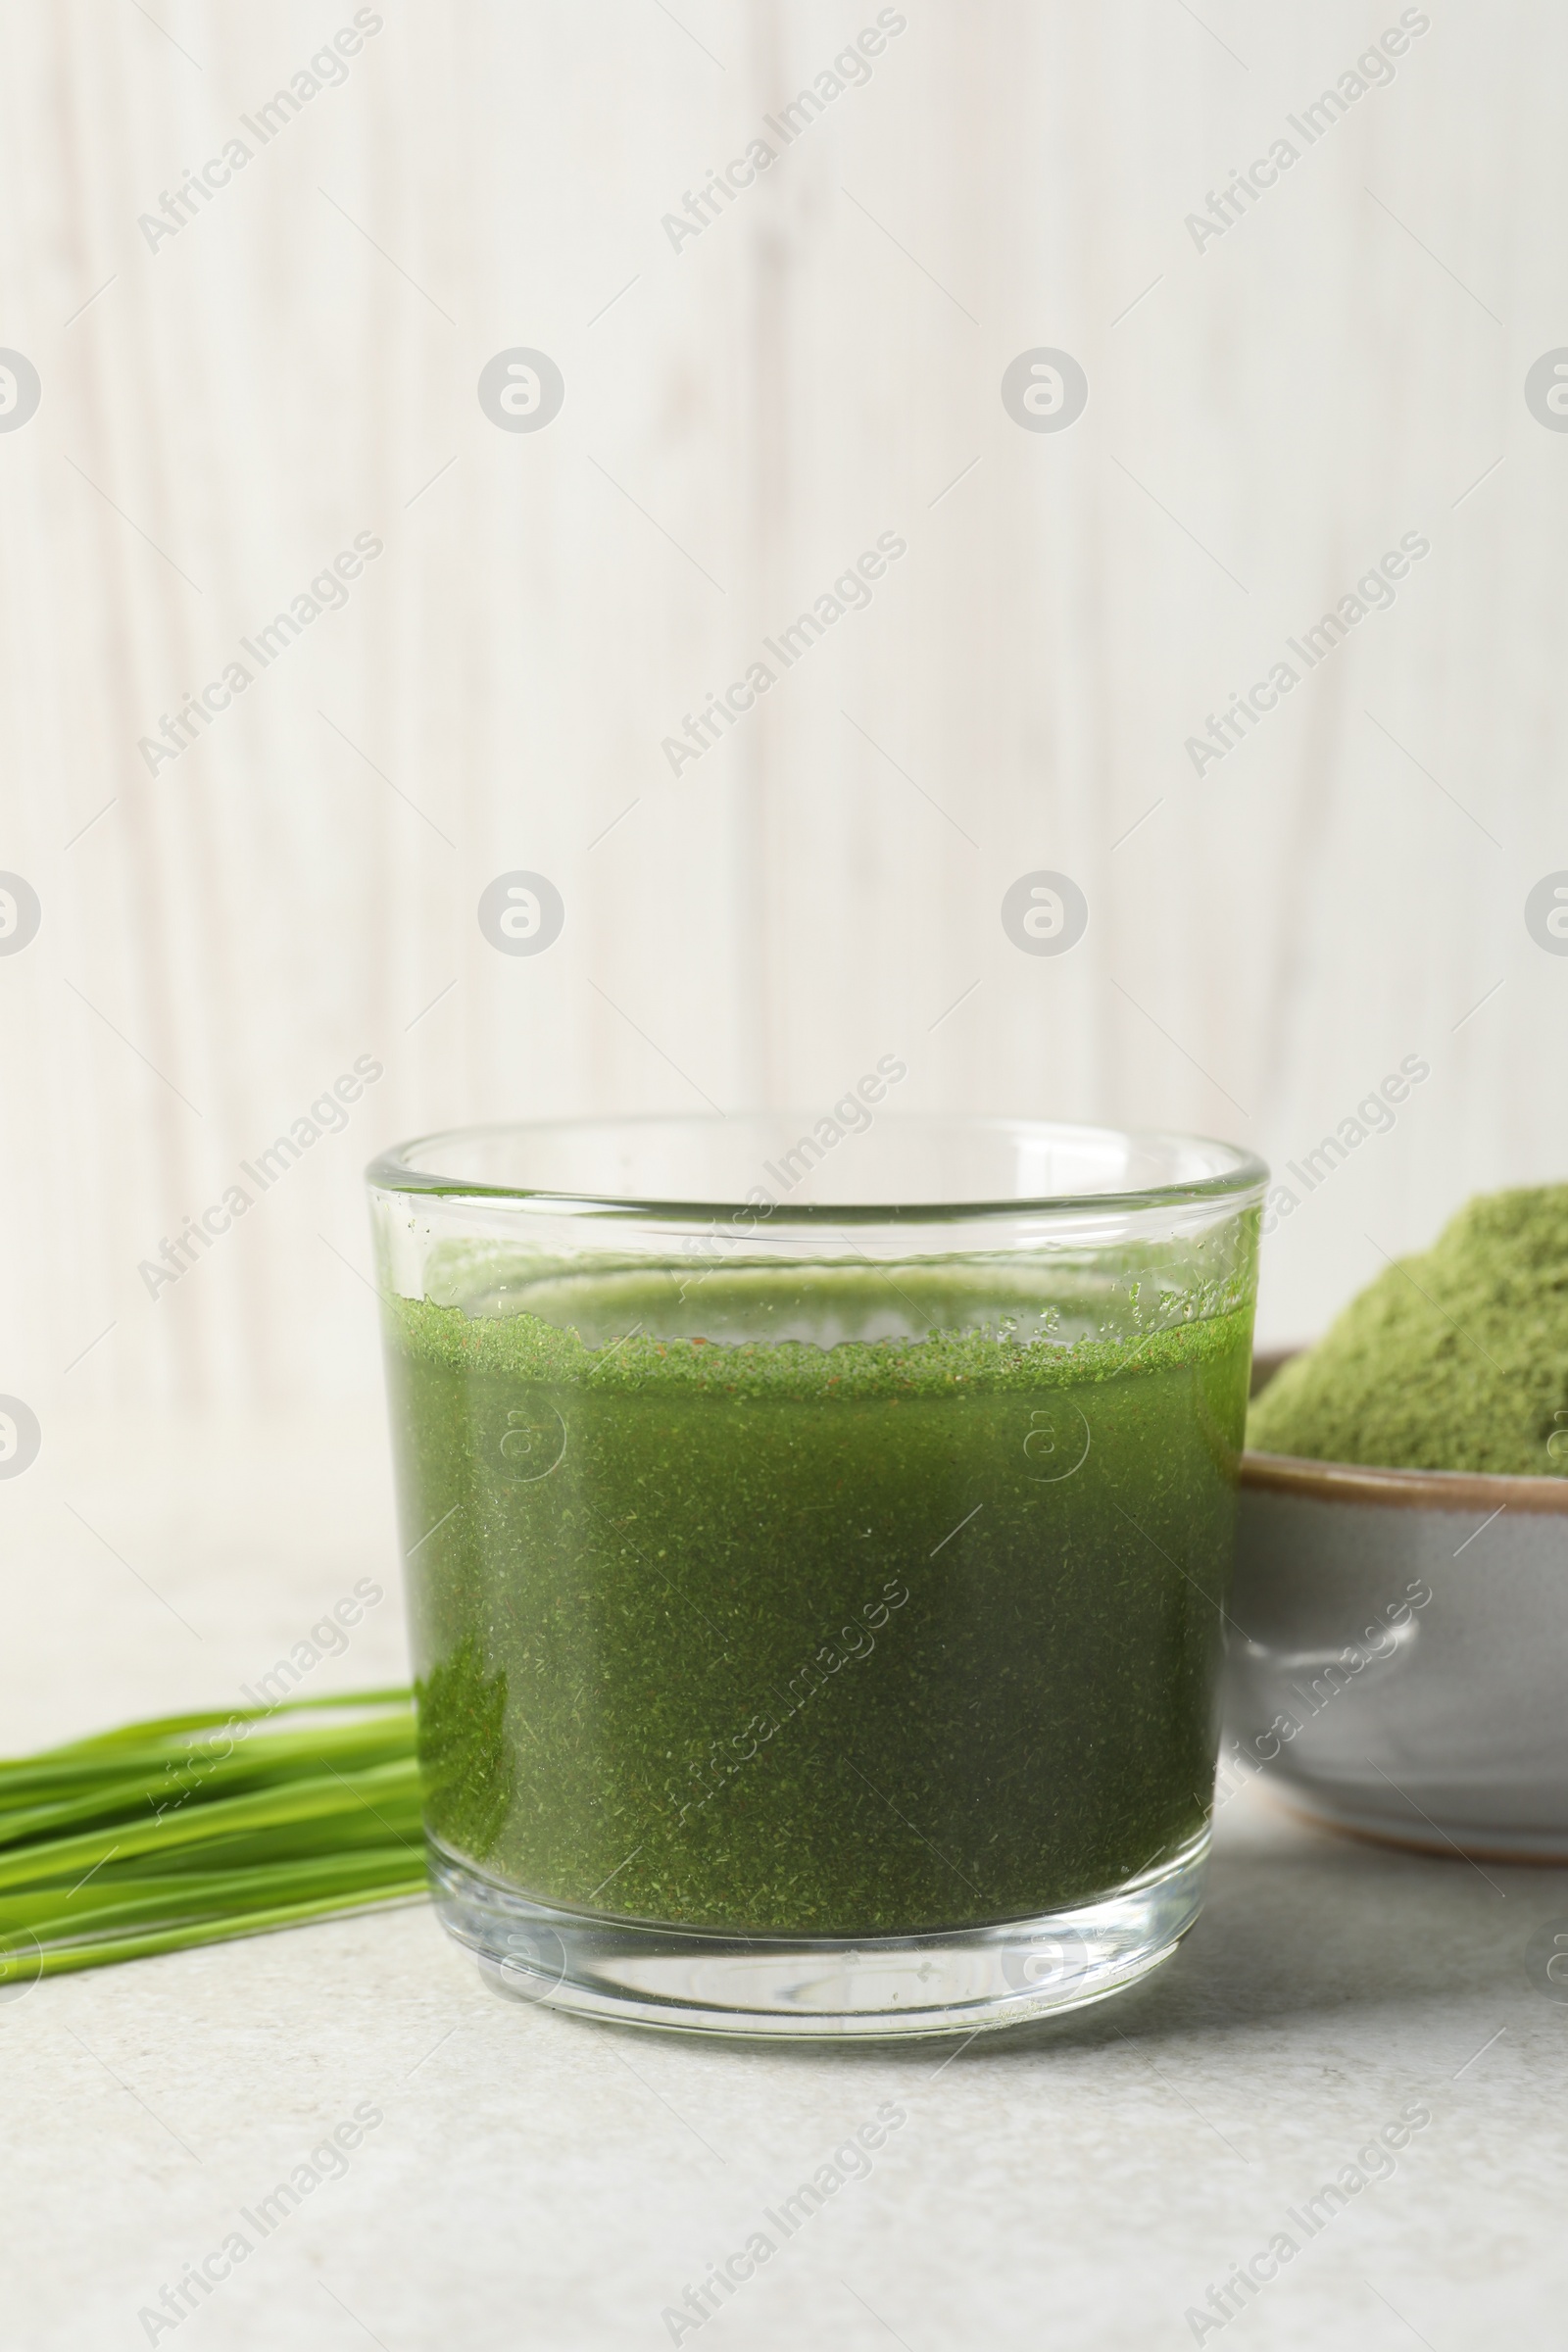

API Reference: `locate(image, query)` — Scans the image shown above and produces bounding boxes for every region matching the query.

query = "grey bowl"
[1225,1442,1568,1861]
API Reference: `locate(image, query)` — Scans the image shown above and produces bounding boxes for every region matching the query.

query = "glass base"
[429,1831,1209,2039]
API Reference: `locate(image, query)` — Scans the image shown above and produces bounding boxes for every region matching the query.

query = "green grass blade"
[0,1689,432,1979]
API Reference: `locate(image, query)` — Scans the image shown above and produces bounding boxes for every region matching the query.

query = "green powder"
[1249,1184,1568,1476]
[381,1262,1254,1936]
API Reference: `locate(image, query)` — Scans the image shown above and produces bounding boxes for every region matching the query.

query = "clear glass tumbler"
[367,1115,1264,2036]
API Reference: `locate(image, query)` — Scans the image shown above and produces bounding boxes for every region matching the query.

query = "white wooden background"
[2,0,1564,1422]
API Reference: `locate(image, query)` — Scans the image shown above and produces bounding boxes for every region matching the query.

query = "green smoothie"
[382,1261,1252,1936]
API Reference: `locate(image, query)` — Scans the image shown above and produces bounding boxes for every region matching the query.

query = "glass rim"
[366,1115,1269,1225]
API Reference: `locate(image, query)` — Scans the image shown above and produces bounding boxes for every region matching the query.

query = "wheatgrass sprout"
[0,1689,424,1983]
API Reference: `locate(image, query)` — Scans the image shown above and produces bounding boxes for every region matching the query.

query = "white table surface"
[3,1413,1564,2352]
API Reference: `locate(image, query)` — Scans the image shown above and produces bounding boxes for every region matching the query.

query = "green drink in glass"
[368,1117,1263,2036]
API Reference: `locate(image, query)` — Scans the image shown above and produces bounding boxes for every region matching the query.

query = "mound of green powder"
[1249,1184,1568,1476]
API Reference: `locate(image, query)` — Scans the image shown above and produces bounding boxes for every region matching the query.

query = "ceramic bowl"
[1225,1360,1568,1860]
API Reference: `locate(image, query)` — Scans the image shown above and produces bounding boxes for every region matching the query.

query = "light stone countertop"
[2,1414,1563,2352]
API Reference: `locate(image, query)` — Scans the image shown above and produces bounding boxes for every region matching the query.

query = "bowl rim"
[1241,1449,1568,1515]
